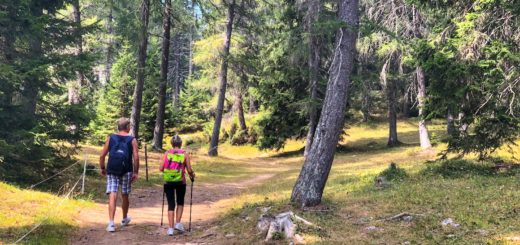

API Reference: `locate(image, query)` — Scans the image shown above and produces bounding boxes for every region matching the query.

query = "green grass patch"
[0,182,90,244]
[211,119,520,244]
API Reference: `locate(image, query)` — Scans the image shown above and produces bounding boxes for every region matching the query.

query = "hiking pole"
[189,177,194,232]
[161,190,165,226]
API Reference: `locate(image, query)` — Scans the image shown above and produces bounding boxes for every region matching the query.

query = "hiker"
[160,135,195,236]
[99,117,140,232]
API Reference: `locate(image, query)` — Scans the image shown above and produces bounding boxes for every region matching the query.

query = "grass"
[211,119,520,244]
[0,182,91,244]
[3,118,520,244]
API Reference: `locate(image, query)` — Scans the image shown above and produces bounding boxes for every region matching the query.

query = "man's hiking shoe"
[167,228,174,236]
[174,223,185,232]
[106,223,116,232]
[121,217,132,227]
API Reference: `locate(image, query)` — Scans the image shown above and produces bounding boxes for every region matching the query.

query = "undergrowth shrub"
[421,159,496,178]
[377,162,408,182]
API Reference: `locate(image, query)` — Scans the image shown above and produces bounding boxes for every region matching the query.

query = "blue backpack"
[107,134,134,176]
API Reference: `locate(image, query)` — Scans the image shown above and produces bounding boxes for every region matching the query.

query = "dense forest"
[1,0,519,206]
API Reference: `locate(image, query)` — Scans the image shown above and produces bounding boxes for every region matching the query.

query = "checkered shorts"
[106,172,133,194]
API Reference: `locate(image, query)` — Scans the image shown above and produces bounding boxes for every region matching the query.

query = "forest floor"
[3,119,520,244]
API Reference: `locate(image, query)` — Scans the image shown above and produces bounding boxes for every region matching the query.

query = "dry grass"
[0,182,90,244]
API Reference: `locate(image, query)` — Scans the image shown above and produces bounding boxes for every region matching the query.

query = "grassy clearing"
[213,119,520,244]
[0,182,90,244]
[4,118,519,244]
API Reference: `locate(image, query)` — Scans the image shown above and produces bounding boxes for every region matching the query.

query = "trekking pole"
[161,190,165,226]
[189,177,194,232]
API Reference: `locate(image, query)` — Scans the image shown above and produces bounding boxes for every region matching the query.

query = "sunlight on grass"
[213,119,520,244]
[0,182,90,244]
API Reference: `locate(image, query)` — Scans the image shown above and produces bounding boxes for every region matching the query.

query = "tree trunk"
[291,0,359,207]
[249,94,256,114]
[68,0,83,105]
[446,109,455,135]
[303,0,321,157]
[416,66,431,149]
[208,0,235,156]
[105,1,114,84]
[152,0,172,150]
[387,78,399,146]
[236,90,247,131]
[170,35,181,108]
[401,92,411,118]
[130,0,150,139]
[188,0,195,78]
[458,111,468,134]
[360,66,370,122]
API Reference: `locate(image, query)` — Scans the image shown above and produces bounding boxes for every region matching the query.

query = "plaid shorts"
[106,172,133,194]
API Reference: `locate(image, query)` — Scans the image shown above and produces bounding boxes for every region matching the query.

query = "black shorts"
[164,182,186,211]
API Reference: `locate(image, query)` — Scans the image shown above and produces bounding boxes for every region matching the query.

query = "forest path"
[69,150,286,244]
[72,172,276,244]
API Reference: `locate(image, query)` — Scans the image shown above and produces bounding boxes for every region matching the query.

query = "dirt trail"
[72,173,275,245]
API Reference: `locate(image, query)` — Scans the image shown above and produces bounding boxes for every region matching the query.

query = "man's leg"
[108,192,117,221]
[106,174,119,223]
[121,172,132,220]
[122,194,129,219]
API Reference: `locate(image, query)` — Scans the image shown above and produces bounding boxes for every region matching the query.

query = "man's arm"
[132,138,140,174]
[99,136,110,176]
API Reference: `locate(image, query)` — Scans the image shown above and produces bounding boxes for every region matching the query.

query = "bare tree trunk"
[446,109,455,135]
[152,0,172,150]
[401,92,411,118]
[235,90,247,131]
[188,0,195,78]
[249,93,256,114]
[359,66,370,122]
[303,0,322,157]
[380,58,400,147]
[170,35,181,108]
[458,111,468,134]
[208,0,235,156]
[416,66,431,149]
[68,0,83,105]
[105,1,114,84]
[387,77,400,146]
[130,0,150,139]
[291,0,359,207]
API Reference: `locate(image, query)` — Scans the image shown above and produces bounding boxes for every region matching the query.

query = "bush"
[247,127,258,144]
[221,128,229,142]
[229,122,238,140]
[421,159,496,178]
[231,130,249,145]
[377,163,408,182]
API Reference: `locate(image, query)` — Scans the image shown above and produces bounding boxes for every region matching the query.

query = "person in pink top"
[159,135,195,236]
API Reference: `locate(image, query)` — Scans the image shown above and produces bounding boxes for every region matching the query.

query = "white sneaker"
[106,223,116,232]
[174,223,184,232]
[167,227,174,236]
[121,217,132,227]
